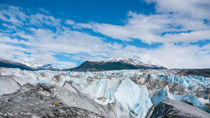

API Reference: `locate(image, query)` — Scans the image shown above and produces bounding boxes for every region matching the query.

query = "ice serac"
[150,85,210,112]
[78,77,152,118]
[83,78,120,105]
[151,86,173,105]
[115,79,152,118]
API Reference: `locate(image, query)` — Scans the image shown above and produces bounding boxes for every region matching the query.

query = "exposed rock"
[132,74,188,97]
[150,99,210,118]
[0,83,105,118]
[168,82,188,95]
[194,88,210,99]
[145,105,156,118]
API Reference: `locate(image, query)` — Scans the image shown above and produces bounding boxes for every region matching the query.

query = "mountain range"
[0,58,165,71]
[1,58,210,77]
[0,58,210,117]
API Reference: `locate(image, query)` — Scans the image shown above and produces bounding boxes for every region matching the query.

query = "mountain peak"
[101,58,164,69]
[69,58,166,71]
[21,61,43,68]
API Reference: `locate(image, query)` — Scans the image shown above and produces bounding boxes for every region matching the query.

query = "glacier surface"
[0,68,209,117]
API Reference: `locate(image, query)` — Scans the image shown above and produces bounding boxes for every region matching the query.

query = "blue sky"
[1,0,155,24]
[0,0,210,68]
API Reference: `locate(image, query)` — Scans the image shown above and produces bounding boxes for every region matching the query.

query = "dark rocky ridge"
[176,69,210,78]
[148,99,210,118]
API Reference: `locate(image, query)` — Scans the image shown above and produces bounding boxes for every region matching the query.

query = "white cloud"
[65,19,75,25]
[162,30,210,43]
[0,5,26,26]
[0,1,210,69]
[26,28,112,56]
[0,5,119,68]
[30,13,61,27]
[147,0,210,19]
[139,44,210,68]
[91,23,132,41]
[77,11,210,44]
[69,0,210,68]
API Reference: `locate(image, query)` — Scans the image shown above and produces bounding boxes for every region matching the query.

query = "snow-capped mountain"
[0,58,60,71]
[104,58,165,69]
[36,64,61,70]
[20,61,43,68]
[0,58,35,70]
[1,58,210,78]
[69,58,166,71]
[20,61,61,70]
[0,58,166,71]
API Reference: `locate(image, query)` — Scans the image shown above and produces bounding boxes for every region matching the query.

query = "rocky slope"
[0,83,105,118]
[149,99,210,118]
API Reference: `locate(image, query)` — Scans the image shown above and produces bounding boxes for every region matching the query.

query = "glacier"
[0,68,209,117]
